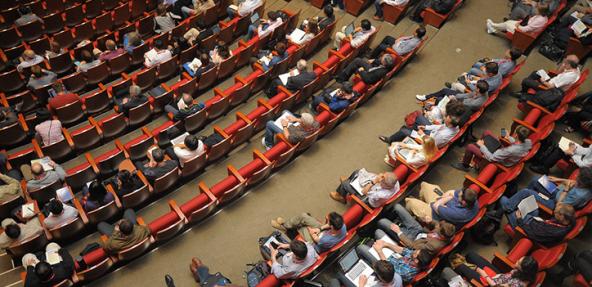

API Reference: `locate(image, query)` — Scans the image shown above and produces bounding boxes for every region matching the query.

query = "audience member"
[405,182,479,229]
[331,169,399,207]
[209,43,233,65]
[27,65,58,90]
[117,85,148,116]
[270,240,318,279]
[452,252,539,287]
[124,31,144,54]
[98,209,151,254]
[311,82,359,113]
[370,26,426,59]
[43,199,80,229]
[410,0,456,23]
[335,54,395,85]
[0,106,18,128]
[80,180,115,212]
[47,82,80,113]
[44,41,66,59]
[530,136,591,174]
[0,171,22,200]
[136,148,178,183]
[518,55,580,93]
[189,257,233,286]
[145,39,173,67]
[185,52,215,77]
[469,48,522,78]
[109,170,145,197]
[450,62,501,94]
[26,160,66,190]
[262,111,319,148]
[416,79,489,113]
[227,0,262,18]
[246,11,284,40]
[330,260,402,287]
[374,0,410,21]
[287,19,318,45]
[15,6,43,27]
[387,135,438,169]
[380,114,460,148]
[96,40,126,61]
[165,134,206,167]
[563,91,591,133]
[334,19,376,49]
[75,50,101,72]
[504,202,575,246]
[22,243,75,287]
[317,5,336,30]
[271,212,346,252]
[486,5,550,35]
[266,60,316,97]
[18,50,44,72]
[164,93,205,121]
[155,4,180,33]
[0,218,43,250]
[451,125,532,171]
[257,42,289,72]
[34,109,65,146]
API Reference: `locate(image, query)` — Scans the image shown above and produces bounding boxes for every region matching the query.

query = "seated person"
[486,5,549,36]
[469,48,522,78]
[184,52,216,77]
[550,9,592,54]
[410,0,456,22]
[262,111,320,148]
[164,93,205,121]
[190,0,216,16]
[27,65,58,90]
[189,257,232,285]
[256,42,289,72]
[335,54,395,85]
[574,249,592,286]
[22,243,75,287]
[373,0,410,21]
[356,230,434,283]
[47,82,80,114]
[107,170,145,197]
[405,182,479,229]
[246,11,284,40]
[451,125,532,171]
[330,169,399,207]
[117,84,148,116]
[452,252,539,287]
[75,50,101,72]
[270,240,319,279]
[17,50,44,72]
[80,180,115,212]
[518,54,580,94]
[265,60,316,97]
[0,106,18,128]
[380,115,460,148]
[15,6,44,27]
[123,32,144,54]
[0,218,43,251]
[530,137,592,174]
[96,40,126,62]
[316,5,336,30]
[563,91,592,133]
[98,209,151,254]
[450,62,501,94]
[378,204,456,255]
[287,20,318,45]
[416,80,489,114]
[386,135,438,169]
[333,260,402,287]
[136,148,178,183]
[503,202,575,246]
[226,0,262,19]
[0,172,22,200]
[45,40,65,59]
[155,4,180,33]
[27,160,66,190]
[501,167,592,211]
[144,39,173,67]
[334,19,376,49]
[34,109,64,146]
[311,82,359,113]
[370,26,426,59]
[165,134,206,167]
[271,212,346,253]
[209,43,233,65]
[43,199,80,230]
[508,0,553,20]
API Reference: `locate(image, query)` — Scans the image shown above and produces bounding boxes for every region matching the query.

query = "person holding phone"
[270,240,318,279]
[330,170,399,208]
[271,212,346,252]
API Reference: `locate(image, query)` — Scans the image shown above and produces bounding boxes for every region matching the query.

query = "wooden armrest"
[100,234,108,243]
[464,174,492,193]
[584,138,592,146]
[214,88,227,98]
[71,194,89,224]
[276,133,292,146]
[470,279,484,287]
[160,83,172,91]
[84,153,100,174]
[136,170,153,192]
[236,112,252,124]
[168,200,186,220]
[526,101,552,115]
[136,216,146,226]
[385,47,400,56]
[512,118,538,133]
[313,61,329,72]
[214,126,229,139]
[494,163,509,173]
[0,94,9,107]
[514,226,527,237]
[114,140,130,158]
[18,113,29,132]
[227,165,245,182]
[328,49,346,60]
[277,85,292,96]
[198,181,217,202]
[97,83,106,91]
[31,139,44,157]
[234,76,248,86]
[395,153,418,173]
[350,195,374,214]
[166,112,174,120]
[88,116,103,135]
[538,202,553,215]
[238,39,248,47]
[141,126,151,137]
[105,184,122,208]
[257,98,273,110]
[121,73,130,80]
[182,72,192,80]
[493,251,516,270]
[253,149,271,165]
[61,128,75,147]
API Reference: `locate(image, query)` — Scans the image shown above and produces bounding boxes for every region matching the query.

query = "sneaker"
[271,219,286,231]
[451,162,470,172]
[165,274,176,287]
[330,191,347,204]
[444,82,452,88]
[261,137,272,150]
[486,19,496,34]
[415,94,427,101]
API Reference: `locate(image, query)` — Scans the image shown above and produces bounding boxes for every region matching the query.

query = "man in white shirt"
[17,50,44,72]
[334,19,376,49]
[246,11,284,39]
[144,39,173,68]
[227,0,262,19]
[43,199,79,230]
[380,115,460,148]
[166,134,206,167]
[373,0,409,21]
[331,170,399,208]
[519,54,581,93]
[330,260,403,287]
[271,240,318,279]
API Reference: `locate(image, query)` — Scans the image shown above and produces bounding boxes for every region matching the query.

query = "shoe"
[340,176,348,183]
[261,137,272,150]
[451,162,470,172]
[378,135,389,143]
[165,274,176,287]
[529,164,548,174]
[373,15,383,21]
[330,191,347,204]
[486,19,496,34]
[502,17,508,21]
[444,82,452,88]
[415,94,427,101]
[271,219,286,231]
[409,16,422,23]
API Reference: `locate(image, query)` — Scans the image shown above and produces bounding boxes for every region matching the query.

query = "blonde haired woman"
[385,136,437,168]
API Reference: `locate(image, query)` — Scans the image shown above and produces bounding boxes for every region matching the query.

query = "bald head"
[381,172,398,189]
[105,40,117,51]
[182,93,193,105]
[31,163,44,177]
[296,60,307,71]
[565,54,579,64]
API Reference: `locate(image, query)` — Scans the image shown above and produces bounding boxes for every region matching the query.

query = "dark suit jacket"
[285,71,316,91]
[431,0,456,14]
[24,248,75,287]
[139,160,178,183]
[120,95,148,116]
[359,66,387,85]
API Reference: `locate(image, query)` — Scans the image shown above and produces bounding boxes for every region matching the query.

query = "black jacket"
[285,71,317,91]
[120,95,149,116]
[24,248,75,287]
[432,0,456,14]
[359,65,387,85]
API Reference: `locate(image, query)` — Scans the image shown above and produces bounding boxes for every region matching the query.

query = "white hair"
[300,113,315,126]
[129,85,142,96]
[296,59,307,71]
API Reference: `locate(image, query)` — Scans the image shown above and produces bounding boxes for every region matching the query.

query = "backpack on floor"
[246,261,270,287]
[470,208,503,245]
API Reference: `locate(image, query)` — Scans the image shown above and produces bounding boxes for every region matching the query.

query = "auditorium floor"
[82,0,592,286]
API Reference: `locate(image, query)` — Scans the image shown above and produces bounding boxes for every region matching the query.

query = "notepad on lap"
[188,58,202,73]
[56,187,73,203]
[368,235,401,260]
[273,111,299,130]
[571,19,588,37]
[536,69,551,81]
[171,132,190,146]
[558,136,580,152]
[537,175,559,196]
[289,28,306,41]
[279,69,299,85]
[518,195,539,217]
[22,203,36,218]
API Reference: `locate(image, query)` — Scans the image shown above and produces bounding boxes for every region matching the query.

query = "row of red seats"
[505,0,567,52]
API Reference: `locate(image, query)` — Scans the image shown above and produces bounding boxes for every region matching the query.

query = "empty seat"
[197,67,217,90]
[206,128,231,162]
[17,20,44,42]
[45,0,65,13]
[66,163,98,190]
[0,69,25,93]
[0,27,22,49]
[53,29,75,49]
[85,62,110,86]
[152,167,180,193]
[27,37,50,55]
[61,72,87,93]
[71,124,102,150]
[137,15,155,38]
[28,180,62,205]
[74,21,96,42]
[65,4,85,27]
[0,122,28,147]
[113,3,131,27]
[135,67,157,91]
[39,137,74,162]
[127,101,152,127]
[85,0,102,19]
[98,112,127,139]
[156,56,178,81]
[43,12,65,34]
[217,53,238,79]
[83,89,111,114]
[95,12,114,34]
[55,100,85,125]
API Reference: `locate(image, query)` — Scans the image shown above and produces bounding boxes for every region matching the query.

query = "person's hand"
[417,129,425,136]
[277,243,289,249]
[280,118,289,127]
[354,27,362,33]
[358,67,365,72]
[308,227,320,235]
[358,275,368,287]
[566,143,577,155]
[122,98,129,104]
[422,215,432,223]
[390,223,401,234]
[566,179,576,190]
[48,160,56,168]
[476,139,485,147]
[515,210,522,219]
[270,247,278,258]
[373,240,385,250]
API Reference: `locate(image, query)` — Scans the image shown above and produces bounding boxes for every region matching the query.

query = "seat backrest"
[6,90,37,113]
[131,0,147,19]
[28,180,62,205]
[96,149,126,176]
[135,67,157,91]
[84,62,110,86]
[41,138,74,162]
[42,12,65,34]
[7,232,48,258]
[127,101,152,126]
[95,12,114,33]
[217,53,238,79]
[49,52,74,75]
[218,21,235,44]
[45,0,65,13]
[65,164,97,190]
[65,4,85,27]
[207,96,230,120]
[197,67,218,90]
[179,45,199,65]
[207,134,231,162]
[184,108,207,133]
[121,182,151,208]
[100,113,127,139]
[126,135,154,161]
[176,78,197,98]
[71,125,102,150]
[113,3,131,27]
[117,236,151,260]
[131,43,150,66]
[28,37,50,55]
[61,72,87,93]
[17,20,44,42]
[138,15,155,38]
[83,89,110,114]
[229,83,250,106]
[53,29,75,49]
[181,153,207,177]
[87,200,120,224]
[0,26,21,49]
[153,167,180,193]
[55,100,84,125]
[108,53,131,76]
[231,122,254,147]
[49,217,86,241]
[85,0,103,19]
[74,21,96,42]
[0,69,25,93]
[156,56,178,81]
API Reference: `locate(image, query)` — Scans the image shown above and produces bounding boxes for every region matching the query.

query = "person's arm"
[58,248,75,275]
[0,173,20,197]
[327,99,350,112]
[51,162,67,181]
[390,224,414,247]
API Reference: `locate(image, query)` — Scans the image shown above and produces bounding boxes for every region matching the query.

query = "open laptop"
[344,23,355,36]
[250,12,260,24]
[211,24,221,34]
[339,249,374,287]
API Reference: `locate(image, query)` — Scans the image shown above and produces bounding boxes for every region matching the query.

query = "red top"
[48,93,80,112]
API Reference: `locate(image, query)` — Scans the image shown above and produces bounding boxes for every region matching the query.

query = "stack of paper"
[22,203,36,218]
[536,69,551,81]
[288,28,306,41]
[518,195,539,217]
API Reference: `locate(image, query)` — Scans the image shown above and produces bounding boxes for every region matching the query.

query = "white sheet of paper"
[260,55,271,66]
[571,19,588,37]
[273,111,299,130]
[410,130,421,139]
[46,251,62,265]
[22,203,35,218]
[368,235,400,260]
[537,69,551,81]
[189,58,202,73]
[558,136,581,152]
[518,195,539,217]
[288,28,306,41]
[56,187,73,203]
[279,69,299,85]
[437,95,451,111]
[171,132,190,146]
[349,177,365,195]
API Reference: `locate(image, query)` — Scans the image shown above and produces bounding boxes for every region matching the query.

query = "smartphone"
[500,128,507,137]
[434,188,443,196]
[270,242,279,249]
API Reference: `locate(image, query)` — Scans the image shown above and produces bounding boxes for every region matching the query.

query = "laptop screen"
[339,249,359,272]
[250,12,260,23]
[344,23,355,36]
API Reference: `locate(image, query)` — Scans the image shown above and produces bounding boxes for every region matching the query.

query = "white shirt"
[549,68,581,91]
[381,0,408,6]
[573,145,592,168]
[271,242,318,279]
[258,17,283,38]
[367,180,400,208]
[351,26,376,48]
[425,124,459,148]
[43,204,79,230]
[173,141,206,166]
[238,0,262,16]
[17,55,44,72]
[389,143,428,168]
[144,48,173,67]
[289,32,315,45]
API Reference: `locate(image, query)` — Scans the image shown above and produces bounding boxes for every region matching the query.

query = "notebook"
[31,157,53,171]
[56,187,74,203]
[517,195,539,217]
[571,19,589,37]
[22,203,36,218]
[483,135,501,153]
[211,24,221,34]
[279,69,299,85]
[368,234,401,260]
[46,250,63,265]
[188,58,202,73]
[558,136,580,152]
[273,111,299,130]
[344,23,355,36]
[250,12,260,24]
[536,69,550,81]
[171,132,190,146]
[288,28,306,41]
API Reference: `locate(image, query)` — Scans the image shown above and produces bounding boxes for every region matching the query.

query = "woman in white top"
[385,135,437,168]
[209,44,233,65]
[287,19,318,45]
[486,5,550,35]
[169,134,206,167]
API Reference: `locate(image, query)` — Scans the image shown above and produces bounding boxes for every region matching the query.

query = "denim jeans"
[246,24,257,39]
[264,121,283,147]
